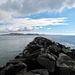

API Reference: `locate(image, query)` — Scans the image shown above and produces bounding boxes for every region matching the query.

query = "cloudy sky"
[0,0,75,35]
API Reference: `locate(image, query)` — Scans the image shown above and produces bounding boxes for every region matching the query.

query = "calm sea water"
[0,35,75,66]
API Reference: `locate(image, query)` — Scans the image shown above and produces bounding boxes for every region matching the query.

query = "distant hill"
[0,33,39,36]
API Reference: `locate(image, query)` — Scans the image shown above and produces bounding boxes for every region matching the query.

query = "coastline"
[0,33,39,36]
[0,37,75,75]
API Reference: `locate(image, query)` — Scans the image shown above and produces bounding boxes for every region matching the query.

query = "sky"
[0,0,75,35]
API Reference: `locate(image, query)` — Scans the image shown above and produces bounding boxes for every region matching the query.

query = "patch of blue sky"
[0,23,11,25]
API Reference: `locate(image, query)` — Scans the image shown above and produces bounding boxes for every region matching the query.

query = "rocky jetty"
[0,37,75,75]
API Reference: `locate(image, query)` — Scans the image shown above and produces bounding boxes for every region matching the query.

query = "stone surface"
[56,53,75,69]
[17,69,49,75]
[56,67,75,75]
[37,55,55,73]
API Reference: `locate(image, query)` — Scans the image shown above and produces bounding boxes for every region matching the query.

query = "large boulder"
[16,69,49,75]
[5,63,27,75]
[67,49,75,61]
[37,55,55,73]
[56,53,75,69]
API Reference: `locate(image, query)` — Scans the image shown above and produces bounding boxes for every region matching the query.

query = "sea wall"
[0,37,75,75]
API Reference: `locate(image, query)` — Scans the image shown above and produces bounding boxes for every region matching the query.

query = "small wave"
[66,43,75,46]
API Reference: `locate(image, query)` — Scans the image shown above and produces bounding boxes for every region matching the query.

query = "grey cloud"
[0,0,20,11]
[0,10,11,21]
[0,0,75,16]
[66,0,75,8]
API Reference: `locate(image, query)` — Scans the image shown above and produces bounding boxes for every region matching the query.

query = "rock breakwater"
[0,37,75,75]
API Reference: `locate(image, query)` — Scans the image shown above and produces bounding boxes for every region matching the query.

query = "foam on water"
[66,43,75,46]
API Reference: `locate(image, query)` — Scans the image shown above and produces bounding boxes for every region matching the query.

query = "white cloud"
[47,28,52,30]
[0,25,34,32]
[36,32,75,35]
[0,17,68,32]
[39,26,43,28]
[21,32,75,35]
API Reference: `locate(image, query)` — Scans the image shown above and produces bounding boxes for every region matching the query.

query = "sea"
[0,35,75,66]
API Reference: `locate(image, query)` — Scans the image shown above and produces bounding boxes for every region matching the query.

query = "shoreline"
[0,37,75,75]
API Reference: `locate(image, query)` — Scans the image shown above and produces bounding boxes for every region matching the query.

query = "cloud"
[66,0,75,9]
[0,17,68,32]
[0,0,75,17]
[47,28,52,30]
[0,25,34,32]
[0,0,74,34]
[0,10,11,22]
[39,26,43,28]
[0,0,8,5]
[0,0,73,33]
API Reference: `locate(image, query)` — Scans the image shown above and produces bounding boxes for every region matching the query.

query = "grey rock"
[56,53,75,69]
[5,63,27,75]
[6,58,26,66]
[56,68,71,75]
[67,50,75,61]
[37,55,55,73]
[56,67,75,75]
[16,69,49,75]
[34,37,54,47]
[25,45,41,54]
[62,47,71,53]
[32,69,49,75]
[0,64,13,75]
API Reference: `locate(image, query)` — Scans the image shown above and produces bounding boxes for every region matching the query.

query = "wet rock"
[0,64,13,75]
[32,69,49,75]
[15,54,23,59]
[15,55,21,59]
[16,69,49,75]
[37,55,55,73]
[5,63,27,75]
[56,53,75,69]
[62,47,71,53]
[38,53,56,61]
[56,67,75,75]
[50,53,58,60]
[23,50,30,57]
[56,67,71,75]
[25,58,44,71]
[0,66,5,71]
[67,50,75,61]
[57,43,66,49]
[47,53,56,61]
[16,69,34,75]
[6,58,26,66]
[0,67,2,71]
[25,45,41,54]
[34,37,54,47]
[26,52,40,59]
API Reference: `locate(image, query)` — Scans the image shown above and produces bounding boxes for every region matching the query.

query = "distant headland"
[0,33,39,36]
